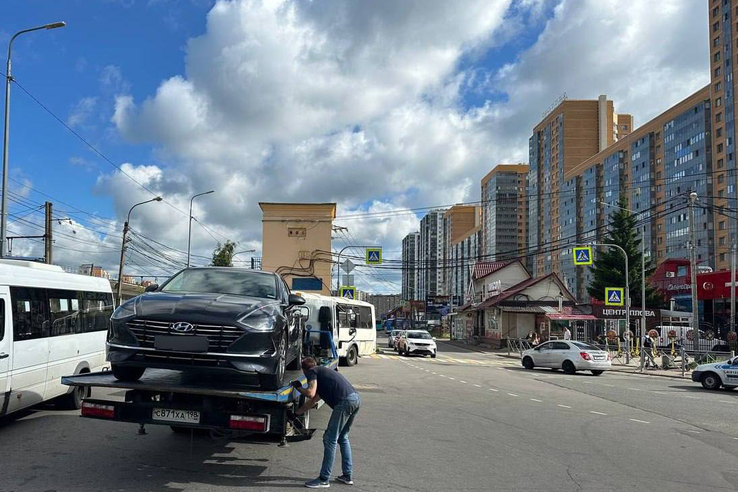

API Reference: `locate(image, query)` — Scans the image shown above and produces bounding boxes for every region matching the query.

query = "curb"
[608,367,691,380]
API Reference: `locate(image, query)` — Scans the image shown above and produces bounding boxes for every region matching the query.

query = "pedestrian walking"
[563,327,571,340]
[294,357,361,488]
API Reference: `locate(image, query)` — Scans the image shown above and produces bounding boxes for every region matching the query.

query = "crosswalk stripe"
[378,354,388,359]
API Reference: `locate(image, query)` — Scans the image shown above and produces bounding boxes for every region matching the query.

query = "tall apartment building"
[560,86,712,300]
[709,0,738,270]
[447,225,483,305]
[418,210,446,300]
[401,231,419,301]
[481,164,528,261]
[442,205,480,296]
[528,95,632,276]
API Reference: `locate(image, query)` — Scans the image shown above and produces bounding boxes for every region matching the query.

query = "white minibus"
[299,293,376,366]
[0,259,113,417]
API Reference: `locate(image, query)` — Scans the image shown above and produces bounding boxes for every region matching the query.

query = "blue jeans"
[319,393,361,480]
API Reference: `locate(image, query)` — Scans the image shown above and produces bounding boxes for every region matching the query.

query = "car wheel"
[111,364,146,382]
[260,333,287,390]
[57,377,90,410]
[591,370,604,376]
[522,356,535,370]
[562,360,576,375]
[701,372,722,390]
[286,329,302,370]
[431,353,436,358]
[346,345,358,367]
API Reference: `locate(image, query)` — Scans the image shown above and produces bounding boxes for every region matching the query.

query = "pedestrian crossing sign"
[339,286,356,300]
[366,248,382,265]
[573,246,593,265]
[605,287,624,306]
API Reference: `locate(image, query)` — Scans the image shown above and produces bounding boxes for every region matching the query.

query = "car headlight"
[238,305,278,332]
[111,300,136,320]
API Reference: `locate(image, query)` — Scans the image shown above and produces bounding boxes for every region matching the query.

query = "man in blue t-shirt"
[294,357,361,488]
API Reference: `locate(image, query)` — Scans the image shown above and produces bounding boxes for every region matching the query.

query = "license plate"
[593,356,605,360]
[152,408,200,424]
[154,335,209,352]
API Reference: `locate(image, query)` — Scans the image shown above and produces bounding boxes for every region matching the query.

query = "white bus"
[0,259,114,417]
[299,293,376,366]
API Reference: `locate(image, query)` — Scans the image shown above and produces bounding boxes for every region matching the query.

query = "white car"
[691,357,738,390]
[397,330,437,358]
[521,340,612,375]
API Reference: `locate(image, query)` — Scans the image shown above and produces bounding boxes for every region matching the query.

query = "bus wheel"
[346,346,358,366]
[58,381,89,410]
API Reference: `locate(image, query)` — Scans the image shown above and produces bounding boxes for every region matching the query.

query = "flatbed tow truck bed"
[62,345,337,445]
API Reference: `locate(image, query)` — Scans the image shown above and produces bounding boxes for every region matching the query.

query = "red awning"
[546,313,597,321]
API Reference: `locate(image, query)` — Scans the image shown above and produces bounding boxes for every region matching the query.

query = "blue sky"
[0,1,709,293]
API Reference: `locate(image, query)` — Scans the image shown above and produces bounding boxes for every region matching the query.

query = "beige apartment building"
[259,202,336,295]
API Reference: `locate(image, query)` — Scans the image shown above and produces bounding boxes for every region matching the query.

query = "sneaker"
[336,475,354,485]
[305,478,330,488]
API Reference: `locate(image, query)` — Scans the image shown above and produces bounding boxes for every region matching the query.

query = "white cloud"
[67,97,98,127]
[104,0,709,293]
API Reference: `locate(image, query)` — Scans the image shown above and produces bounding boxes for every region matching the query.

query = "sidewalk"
[441,339,691,380]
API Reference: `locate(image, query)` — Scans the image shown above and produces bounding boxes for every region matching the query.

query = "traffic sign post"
[366,248,382,265]
[572,246,593,265]
[605,287,624,306]
[339,286,356,300]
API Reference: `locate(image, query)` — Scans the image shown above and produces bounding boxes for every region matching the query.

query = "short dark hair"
[301,357,317,371]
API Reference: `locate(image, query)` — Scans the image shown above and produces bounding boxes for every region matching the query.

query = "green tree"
[212,240,236,267]
[587,196,664,308]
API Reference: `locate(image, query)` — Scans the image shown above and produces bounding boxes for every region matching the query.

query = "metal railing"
[507,338,533,356]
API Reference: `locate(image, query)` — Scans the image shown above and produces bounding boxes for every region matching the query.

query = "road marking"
[530,398,543,403]
[719,400,737,404]
[652,391,670,395]
[507,393,519,397]
[685,430,701,434]
[460,381,468,384]
[439,375,446,378]
[590,411,607,416]
[582,381,593,385]
[473,384,482,388]
[629,419,650,424]
[558,404,571,409]
[683,395,699,399]
[489,388,499,392]
[627,388,642,391]
[432,372,437,375]
[603,384,615,387]
[448,377,455,380]
[378,354,388,359]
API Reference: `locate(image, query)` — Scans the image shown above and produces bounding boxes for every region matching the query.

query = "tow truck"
[62,331,337,446]
[691,355,738,390]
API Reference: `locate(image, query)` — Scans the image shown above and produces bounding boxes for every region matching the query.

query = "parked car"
[691,356,738,390]
[521,340,612,375]
[388,330,403,349]
[107,267,306,390]
[397,330,437,358]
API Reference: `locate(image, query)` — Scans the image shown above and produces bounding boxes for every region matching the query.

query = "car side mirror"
[433,337,437,341]
[145,284,159,292]
[288,293,306,306]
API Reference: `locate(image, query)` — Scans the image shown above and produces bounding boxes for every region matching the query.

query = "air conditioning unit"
[665,271,675,278]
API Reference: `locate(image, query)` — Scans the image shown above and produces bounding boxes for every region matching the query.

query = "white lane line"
[460,381,468,384]
[683,395,700,399]
[564,378,573,381]
[439,375,446,378]
[473,384,482,388]
[652,391,670,395]
[719,400,737,404]
[507,393,519,397]
[627,388,642,391]
[590,411,607,416]
[603,384,615,388]
[431,372,437,375]
[558,404,572,409]
[685,430,701,434]
[734,437,738,440]
[582,381,593,385]
[629,419,650,424]
[530,398,543,403]
[448,377,456,380]
[489,388,499,392]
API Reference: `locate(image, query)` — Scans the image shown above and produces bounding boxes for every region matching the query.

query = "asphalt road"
[1,341,738,491]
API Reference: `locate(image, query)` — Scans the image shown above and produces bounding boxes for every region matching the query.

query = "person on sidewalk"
[563,327,572,340]
[294,357,361,488]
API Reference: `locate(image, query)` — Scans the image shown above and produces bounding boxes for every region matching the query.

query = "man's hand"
[291,380,303,389]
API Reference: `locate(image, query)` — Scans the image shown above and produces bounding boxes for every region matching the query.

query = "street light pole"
[116,197,162,305]
[186,190,214,267]
[688,192,700,352]
[1,21,66,257]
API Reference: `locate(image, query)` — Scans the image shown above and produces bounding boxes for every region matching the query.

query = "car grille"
[126,319,245,352]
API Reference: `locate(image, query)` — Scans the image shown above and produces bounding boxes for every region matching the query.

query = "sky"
[2,0,709,293]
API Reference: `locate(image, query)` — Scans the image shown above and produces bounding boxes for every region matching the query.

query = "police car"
[691,356,738,390]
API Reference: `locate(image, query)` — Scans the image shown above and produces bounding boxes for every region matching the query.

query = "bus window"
[337,304,358,329]
[358,306,373,329]
[49,289,78,336]
[11,287,49,340]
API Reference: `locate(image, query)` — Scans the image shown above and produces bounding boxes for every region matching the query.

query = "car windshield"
[161,269,277,299]
[573,342,602,351]
[407,331,432,340]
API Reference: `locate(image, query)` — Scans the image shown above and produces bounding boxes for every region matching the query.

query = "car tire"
[346,345,358,367]
[591,370,604,376]
[522,357,535,370]
[562,360,576,375]
[701,372,722,390]
[260,333,287,390]
[286,329,302,371]
[111,364,146,382]
[431,353,436,358]
[57,378,90,410]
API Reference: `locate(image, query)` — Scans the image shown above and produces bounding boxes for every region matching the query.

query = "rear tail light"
[81,402,115,419]
[580,351,592,361]
[229,415,268,432]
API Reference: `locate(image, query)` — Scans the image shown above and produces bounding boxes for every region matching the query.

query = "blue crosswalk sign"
[339,286,356,299]
[366,248,382,265]
[605,287,624,306]
[573,246,593,266]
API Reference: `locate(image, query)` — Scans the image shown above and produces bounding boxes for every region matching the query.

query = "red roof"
[477,273,574,308]
[473,261,511,280]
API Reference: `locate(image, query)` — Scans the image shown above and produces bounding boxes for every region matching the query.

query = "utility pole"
[688,192,699,353]
[639,229,647,370]
[44,201,52,264]
[731,243,736,335]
